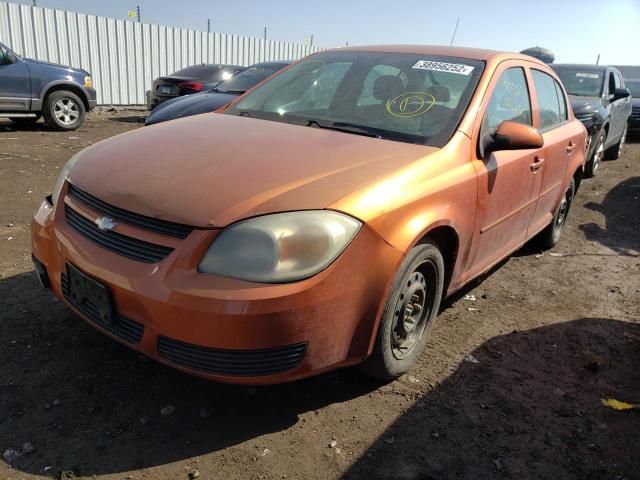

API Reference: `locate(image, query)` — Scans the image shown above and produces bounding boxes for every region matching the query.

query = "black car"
[145,61,290,126]
[552,64,631,177]
[625,79,640,134]
[146,63,243,110]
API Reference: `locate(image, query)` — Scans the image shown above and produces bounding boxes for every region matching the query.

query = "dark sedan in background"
[626,79,640,134]
[552,64,631,177]
[145,61,290,126]
[146,63,243,110]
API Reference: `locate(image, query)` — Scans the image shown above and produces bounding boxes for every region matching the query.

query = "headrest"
[373,75,404,101]
[426,85,450,103]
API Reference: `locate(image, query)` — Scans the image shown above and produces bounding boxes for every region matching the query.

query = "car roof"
[551,63,611,72]
[250,61,291,67]
[322,44,547,65]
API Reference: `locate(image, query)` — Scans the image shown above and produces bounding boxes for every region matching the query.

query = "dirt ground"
[1,113,639,480]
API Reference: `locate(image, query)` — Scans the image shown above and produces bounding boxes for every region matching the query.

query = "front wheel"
[42,90,86,131]
[536,177,575,250]
[362,242,445,380]
[584,132,605,178]
[604,125,627,160]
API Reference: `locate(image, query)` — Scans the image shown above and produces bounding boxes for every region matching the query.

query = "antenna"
[207,19,211,33]
[449,18,460,47]
[596,53,600,65]
[263,27,267,41]
[136,5,141,23]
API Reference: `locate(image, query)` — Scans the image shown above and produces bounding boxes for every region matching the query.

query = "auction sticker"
[412,60,474,75]
[576,72,599,79]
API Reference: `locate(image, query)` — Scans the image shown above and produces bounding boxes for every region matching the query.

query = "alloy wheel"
[54,98,80,126]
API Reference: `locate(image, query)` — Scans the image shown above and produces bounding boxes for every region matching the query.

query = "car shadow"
[107,115,147,124]
[0,271,384,477]
[343,317,640,479]
[0,119,50,132]
[579,176,640,256]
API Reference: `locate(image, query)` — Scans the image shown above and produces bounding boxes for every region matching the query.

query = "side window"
[0,46,7,64]
[614,72,623,89]
[356,65,408,106]
[482,67,532,133]
[532,70,562,130]
[554,80,568,122]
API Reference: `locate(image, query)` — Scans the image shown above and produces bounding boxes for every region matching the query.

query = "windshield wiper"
[219,89,247,94]
[306,120,383,139]
[237,110,253,118]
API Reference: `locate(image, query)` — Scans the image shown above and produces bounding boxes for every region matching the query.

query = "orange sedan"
[31,46,587,384]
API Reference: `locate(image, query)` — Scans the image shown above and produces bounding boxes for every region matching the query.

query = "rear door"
[465,63,544,278]
[528,68,573,236]
[0,44,32,111]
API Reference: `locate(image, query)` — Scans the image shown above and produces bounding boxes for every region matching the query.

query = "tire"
[536,177,575,250]
[362,241,445,380]
[604,125,627,160]
[42,90,86,131]
[584,131,605,178]
[9,115,41,124]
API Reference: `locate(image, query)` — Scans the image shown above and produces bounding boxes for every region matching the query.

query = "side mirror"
[2,51,17,64]
[481,121,544,158]
[613,87,631,101]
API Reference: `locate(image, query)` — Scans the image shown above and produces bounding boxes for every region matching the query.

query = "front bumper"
[31,196,402,385]
[86,88,97,110]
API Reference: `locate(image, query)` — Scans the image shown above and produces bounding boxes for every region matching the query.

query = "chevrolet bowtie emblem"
[95,216,118,231]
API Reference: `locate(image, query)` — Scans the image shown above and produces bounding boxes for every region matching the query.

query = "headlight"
[198,211,362,283]
[84,76,93,88]
[51,153,81,205]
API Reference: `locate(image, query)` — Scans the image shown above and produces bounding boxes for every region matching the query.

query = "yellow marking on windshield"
[386,92,435,118]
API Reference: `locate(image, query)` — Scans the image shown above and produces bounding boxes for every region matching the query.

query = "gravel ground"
[1,113,639,480]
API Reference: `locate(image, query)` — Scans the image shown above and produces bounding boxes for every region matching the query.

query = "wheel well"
[418,226,459,294]
[43,84,89,111]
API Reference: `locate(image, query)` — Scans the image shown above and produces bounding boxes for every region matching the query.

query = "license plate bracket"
[66,264,113,325]
[159,86,172,95]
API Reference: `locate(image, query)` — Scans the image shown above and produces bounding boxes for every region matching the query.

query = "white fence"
[0,1,321,105]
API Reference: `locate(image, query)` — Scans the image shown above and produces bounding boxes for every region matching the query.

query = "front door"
[464,64,543,280]
[0,44,31,112]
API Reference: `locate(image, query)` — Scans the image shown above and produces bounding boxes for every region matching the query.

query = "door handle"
[566,142,575,153]
[530,157,545,172]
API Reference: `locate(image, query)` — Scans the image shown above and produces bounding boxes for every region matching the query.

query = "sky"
[9,0,640,65]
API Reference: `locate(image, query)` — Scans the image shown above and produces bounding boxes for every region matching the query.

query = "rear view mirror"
[613,87,631,101]
[482,121,544,158]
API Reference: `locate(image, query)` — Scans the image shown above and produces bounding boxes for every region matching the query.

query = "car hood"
[68,114,436,227]
[568,95,602,114]
[25,58,88,76]
[145,91,237,125]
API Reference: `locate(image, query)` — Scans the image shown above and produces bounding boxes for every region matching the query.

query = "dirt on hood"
[68,113,435,227]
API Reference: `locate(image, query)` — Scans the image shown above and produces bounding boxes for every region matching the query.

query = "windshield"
[552,67,605,97]
[216,64,287,94]
[626,80,640,97]
[225,51,484,146]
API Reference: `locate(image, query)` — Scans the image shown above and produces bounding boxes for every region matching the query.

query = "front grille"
[65,205,174,263]
[61,273,144,345]
[68,184,193,238]
[157,336,307,376]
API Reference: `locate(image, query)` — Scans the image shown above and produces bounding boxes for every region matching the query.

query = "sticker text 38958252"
[412,60,475,76]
